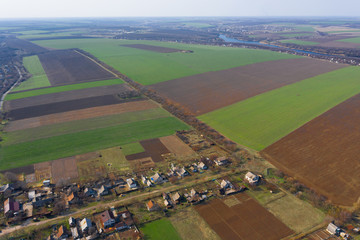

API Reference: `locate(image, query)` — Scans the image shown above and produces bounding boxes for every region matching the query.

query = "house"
[4,198,20,215]
[118,210,134,226]
[71,227,80,239]
[150,173,165,184]
[220,179,231,189]
[80,218,92,232]
[172,192,181,204]
[245,172,260,185]
[97,185,109,196]
[43,180,51,187]
[327,223,341,235]
[198,162,208,170]
[0,184,13,197]
[23,203,33,218]
[214,157,229,166]
[115,221,128,231]
[84,188,96,197]
[100,210,116,229]
[67,192,77,204]
[32,196,54,208]
[189,166,198,173]
[178,167,189,177]
[126,178,137,189]
[162,192,170,200]
[146,200,160,211]
[56,225,68,240]
[69,217,76,227]
[141,176,153,187]
[164,199,172,208]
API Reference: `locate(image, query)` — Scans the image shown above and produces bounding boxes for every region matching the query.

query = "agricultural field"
[141,219,181,240]
[33,38,300,85]
[338,36,360,43]
[152,58,344,115]
[38,49,116,85]
[279,39,320,45]
[262,93,360,206]
[5,78,123,100]
[195,193,294,240]
[12,55,50,91]
[199,66,360,150]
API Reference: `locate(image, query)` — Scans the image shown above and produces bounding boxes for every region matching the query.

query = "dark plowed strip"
[121,44,183,53]
[126,138,170,162]
[152,58,347,115]
[38,49,116,85]
[8,95,144,120]
[262,93,360,206]
[5,38,49,54]
[0,165,35,175]
[5,84,131,111]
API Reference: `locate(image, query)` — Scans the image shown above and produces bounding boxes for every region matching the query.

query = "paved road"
[0,66,22,112]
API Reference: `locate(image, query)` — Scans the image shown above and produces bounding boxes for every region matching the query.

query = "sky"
[0,0,359,18]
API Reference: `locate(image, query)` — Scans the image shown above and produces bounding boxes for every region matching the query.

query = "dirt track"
[195,193,294,240]
[121,44,183,53]
[152,58,346,115]
[262,93,360,206]
[4,84,131,111]
[5,100,158,131]
[38,50,116,85]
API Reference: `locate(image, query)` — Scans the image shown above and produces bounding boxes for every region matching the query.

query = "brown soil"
[159,135,195,157]
[261,94,360,206]
[152,58,346,115]
[129,157,156,172]
[121,44,183,53]
[7,94,140,120]
[5,100,157,132]
[195,193,294,240]
[5,38,48,54]
[38,49,116,85]
[126,138,170,162]
[51,157,79,183]
[5,84,132,111]
[0,165,35,175]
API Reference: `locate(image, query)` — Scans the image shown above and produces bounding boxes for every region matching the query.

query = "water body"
[219,34,334,57]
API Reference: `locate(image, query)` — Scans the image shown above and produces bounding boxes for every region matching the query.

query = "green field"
[13,55,51,91]
[281,33,313,37]
[141,219,181,240]
[4,108,170,145]
[16,30,86,39]
[280,39,319,45]
[338,36,360,43]
[33,38,301,85]
[121,142,145,156]
[0,117,190,170]
[6,79,123,100]
[199,66,360,150]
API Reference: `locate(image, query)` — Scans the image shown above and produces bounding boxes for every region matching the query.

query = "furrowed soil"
[195,193,294,240]
[159,135,195,157]
[38,49,116,85]
[262,93,360,206]
[7,94,142,120]
[121,44,184,53]
[5,38,49,54]
[152,58,346,115]
[4,84,130,111]
[126,138,170,162]
[5,100,158,132]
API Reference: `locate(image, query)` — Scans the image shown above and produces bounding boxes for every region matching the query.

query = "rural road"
[0,66,22,112]
[0,170,232,238]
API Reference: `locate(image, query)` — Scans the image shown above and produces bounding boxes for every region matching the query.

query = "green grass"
[199,66,360,150]
[17,30,86,39]
[33,38,301,85]
[0,117,190,170]
[5,79,123,100]
[13,55,50,91]
[141,219,181,240]
[281,33,312,37]
[4,108,170,145]
[121,142,145,156]
[280,39,319,45]
[337,37,360,43]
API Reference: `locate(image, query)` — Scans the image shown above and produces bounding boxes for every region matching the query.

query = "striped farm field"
[199,66,360,150]
[0,117,190,170]
[13,55,51,91]
[5,78,124,100]
[33,38,301,85]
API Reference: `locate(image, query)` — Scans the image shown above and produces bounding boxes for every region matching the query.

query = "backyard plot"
[38,49,116,85]
[141,219,181,240]
[195,193,294,240]
[262,93,360,206]
[126,138,171,163]
[152,58,345,115]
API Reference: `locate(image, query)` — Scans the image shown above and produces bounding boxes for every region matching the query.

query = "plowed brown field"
[5,100,158,131]
[126,138,170,162]
[262,94,360,206]
[4,84,132,111]
[195,194,294,240]
[159,135,195,157]
[121,44,183,53]
[7,95,142,120]
[5,38,49,54]
[38,49,116,85]
[152,58,346,115]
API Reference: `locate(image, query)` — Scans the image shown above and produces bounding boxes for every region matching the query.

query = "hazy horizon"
[1,0,360,19]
